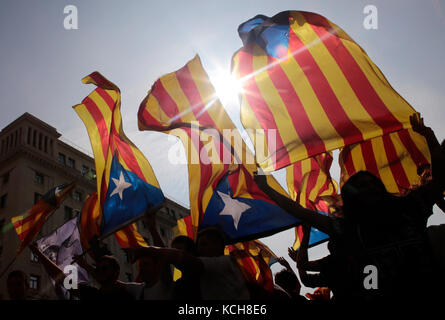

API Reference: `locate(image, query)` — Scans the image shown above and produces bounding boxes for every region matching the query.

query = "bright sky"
[1,0,445,295]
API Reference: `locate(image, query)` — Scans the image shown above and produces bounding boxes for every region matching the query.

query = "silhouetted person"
[171,235,200,300]
[255,113,445,301]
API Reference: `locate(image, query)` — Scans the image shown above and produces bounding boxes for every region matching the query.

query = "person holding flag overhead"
[10,182,75,255]
[0,182,76,280]
[137,54,315,245]
[254,113,445,302]
[232,10,423,173]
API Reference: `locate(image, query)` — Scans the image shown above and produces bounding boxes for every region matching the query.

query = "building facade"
[0,113,189,299]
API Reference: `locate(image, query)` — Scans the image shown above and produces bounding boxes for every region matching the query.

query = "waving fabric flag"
[79,192,101,254]
[36,217,89,299]
[11,183,75,254]
[339,128,430,195]
[114,223,148,248]
[286,153,338,249]
[74,72,164,236]
[232,11,416,172]
[138,55,300,243]
[80,192,147,255]
[225,240,276,293]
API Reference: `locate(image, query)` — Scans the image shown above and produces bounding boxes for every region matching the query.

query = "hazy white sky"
[1,0,445,294]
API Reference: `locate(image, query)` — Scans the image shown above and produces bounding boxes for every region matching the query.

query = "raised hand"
[276,256,291,269]
[410,113,428,136]
[288,247,297,262]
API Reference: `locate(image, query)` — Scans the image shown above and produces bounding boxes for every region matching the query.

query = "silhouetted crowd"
[5,114,445,302]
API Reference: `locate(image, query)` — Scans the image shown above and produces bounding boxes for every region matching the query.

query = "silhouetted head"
[274,269,301,296]
[341,171,389,222]
[95,255,120,286]
[7,270,28,300]
[196,226,226,257]
[171,235,197,256]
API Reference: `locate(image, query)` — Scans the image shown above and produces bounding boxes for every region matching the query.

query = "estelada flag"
[74,72,165,236]
[138,55,301,243]
[232,11,417,172]
[80,191,147,259]
[11,183,75,254]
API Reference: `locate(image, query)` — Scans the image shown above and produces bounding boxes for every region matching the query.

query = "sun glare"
[211,71,243,105]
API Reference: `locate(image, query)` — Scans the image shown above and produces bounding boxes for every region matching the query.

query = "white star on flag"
[110,171,132,200]
[217,191,251,230]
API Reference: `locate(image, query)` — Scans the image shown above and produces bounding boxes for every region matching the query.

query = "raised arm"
[125,246,204,275]
[28,243,67,287]
[144,209,165,248]
[410,113,445,202]
[289,226,326,288]
[254,173,334,235]
[276,257,296,276]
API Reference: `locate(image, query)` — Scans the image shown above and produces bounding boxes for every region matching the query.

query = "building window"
[38,133,42,150]
[31,251,39,263]
[0,194,7,208]
[44,136,48,153]
[27,127,31,145]
[67,158,75,169]
[81,165,89,176]
[73,191,82,202]
[34,193,42,204]
[32,130,36,147]
[34,172,43,184]
[125,273,132,282]
[29,275,39,290]
[64,206,73,220]
[123,250,130,264]
[58,153,66,164]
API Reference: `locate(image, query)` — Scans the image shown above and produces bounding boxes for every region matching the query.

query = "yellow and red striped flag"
[286,152,338,209]
[12,183,75,254]
[286,152,338,250]
[114,223,148,248]
[232,11,417,172]
[225,240,276,293]
[74,72,164,236]
[138,55,300,243]
[339,128,430,195]
[79,192,101,253]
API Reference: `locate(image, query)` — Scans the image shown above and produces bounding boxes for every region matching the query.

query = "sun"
[211,70,243,106]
